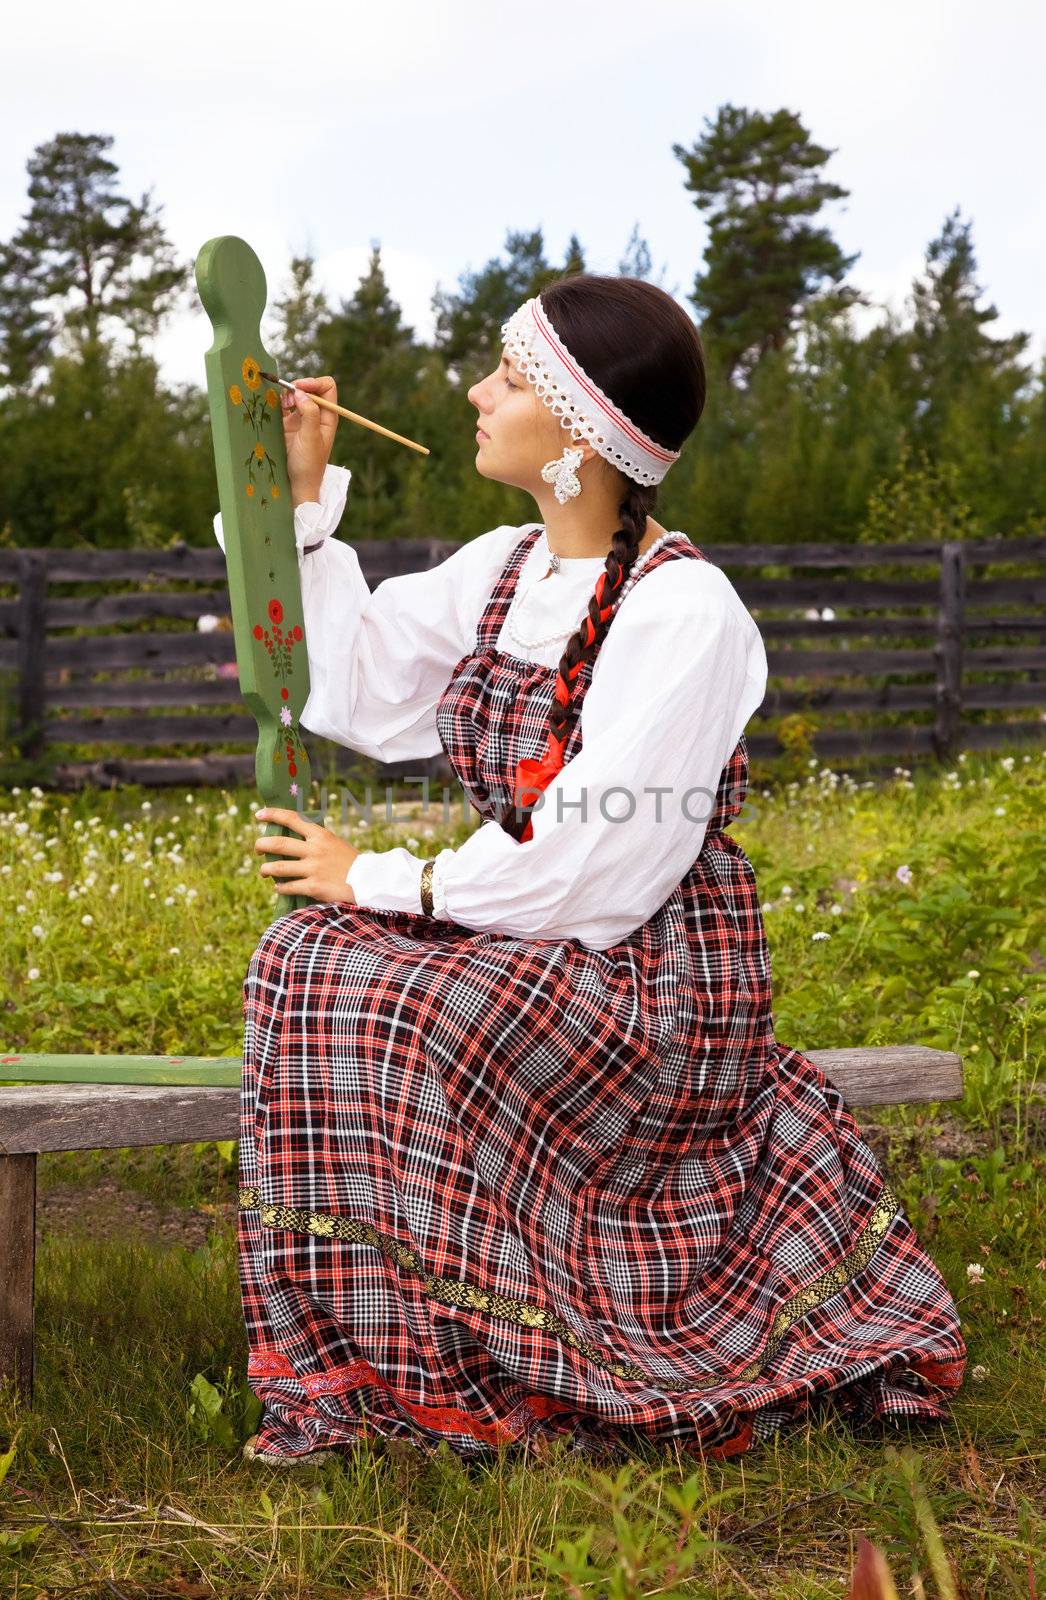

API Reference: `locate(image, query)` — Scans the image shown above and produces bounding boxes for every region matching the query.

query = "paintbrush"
[259,371,430,456]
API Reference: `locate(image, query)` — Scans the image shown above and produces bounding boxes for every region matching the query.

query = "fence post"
[933,540,966,762]
[14,550,48,759]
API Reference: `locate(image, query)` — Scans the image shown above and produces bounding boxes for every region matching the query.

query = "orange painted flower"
[242,356,261,391]
[271,484,280,498]
[254,442,266,460]
[228,384,243,405]
[265,387,278,408]
[246,483,255,498]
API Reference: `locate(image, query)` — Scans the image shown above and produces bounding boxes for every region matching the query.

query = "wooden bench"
[0,1048,963,1405]
[0,237,965,1405]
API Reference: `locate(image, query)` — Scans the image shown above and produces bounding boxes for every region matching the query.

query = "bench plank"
[0,1046,964,1156]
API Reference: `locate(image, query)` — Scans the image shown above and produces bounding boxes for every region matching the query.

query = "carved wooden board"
[195,233,319,915]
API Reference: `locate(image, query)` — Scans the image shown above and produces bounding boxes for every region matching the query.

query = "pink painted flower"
[279,706,293,727]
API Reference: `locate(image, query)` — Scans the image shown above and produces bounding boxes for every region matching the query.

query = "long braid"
[498,481,658,842]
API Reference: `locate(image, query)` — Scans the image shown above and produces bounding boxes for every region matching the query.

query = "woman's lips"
[476,427,490,440]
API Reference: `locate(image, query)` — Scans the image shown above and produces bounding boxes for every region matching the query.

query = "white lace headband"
[499,294,681,488]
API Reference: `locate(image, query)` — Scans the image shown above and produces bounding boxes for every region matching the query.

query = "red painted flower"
[253,624,264,640]
[288,761,298,776]
[281,687,289,700]
[292,625,303,641]
[268,598,284,625]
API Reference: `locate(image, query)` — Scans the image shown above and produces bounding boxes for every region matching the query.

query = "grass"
[0,747,1043,1597]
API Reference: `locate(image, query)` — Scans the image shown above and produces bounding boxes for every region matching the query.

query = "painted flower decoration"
[242,355,262,391]
[228,384,243,406]
[269,598,284,626]
[265,387,279,408]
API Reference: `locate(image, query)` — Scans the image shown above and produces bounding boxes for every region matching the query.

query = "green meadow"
[0,748,1042,1597]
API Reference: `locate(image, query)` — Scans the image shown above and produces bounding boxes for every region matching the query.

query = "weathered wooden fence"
[0,535,1042,788]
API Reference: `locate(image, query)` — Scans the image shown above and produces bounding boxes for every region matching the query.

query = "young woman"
[215,273,965,1467]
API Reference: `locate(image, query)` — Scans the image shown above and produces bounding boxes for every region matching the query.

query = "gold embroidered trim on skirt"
[237,1180,900,1392]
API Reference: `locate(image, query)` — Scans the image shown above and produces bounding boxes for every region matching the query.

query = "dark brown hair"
[497,272,706,840]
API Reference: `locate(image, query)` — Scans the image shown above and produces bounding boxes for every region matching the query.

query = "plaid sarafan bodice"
[434,525,750,841]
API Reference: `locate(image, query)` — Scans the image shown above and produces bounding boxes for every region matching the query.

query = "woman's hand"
[254,807,359,903]
[281,376,340,507]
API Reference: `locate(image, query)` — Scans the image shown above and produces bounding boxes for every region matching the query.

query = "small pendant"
[548,551,561,574]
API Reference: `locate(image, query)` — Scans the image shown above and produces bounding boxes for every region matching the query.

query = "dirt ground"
[36,1179,239,1251]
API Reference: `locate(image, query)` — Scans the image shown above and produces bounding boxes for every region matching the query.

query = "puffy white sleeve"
[213,464,529,763]
[346,559,769,950]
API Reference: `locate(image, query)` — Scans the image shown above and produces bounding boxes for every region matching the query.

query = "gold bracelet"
[420,858,436,916]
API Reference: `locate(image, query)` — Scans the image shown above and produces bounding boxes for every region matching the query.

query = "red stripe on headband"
[529,299,677,465]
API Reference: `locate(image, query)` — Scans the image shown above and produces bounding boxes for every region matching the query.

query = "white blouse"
[214,464,768,951]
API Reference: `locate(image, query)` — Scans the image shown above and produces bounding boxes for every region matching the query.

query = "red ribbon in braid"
[511,563,625,843]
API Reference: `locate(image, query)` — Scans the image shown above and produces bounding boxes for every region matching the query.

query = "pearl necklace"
[503,528,683,651]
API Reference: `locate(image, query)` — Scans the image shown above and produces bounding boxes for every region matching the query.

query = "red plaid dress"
[238,526,966,1462]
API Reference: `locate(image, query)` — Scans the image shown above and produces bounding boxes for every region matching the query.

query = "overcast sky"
[4,0,1043,388]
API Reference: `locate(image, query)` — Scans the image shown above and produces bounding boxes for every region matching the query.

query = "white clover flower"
[15,903,26,914]
[0,864,9,875]
[761,901,775,913]
[168,946,180,955]
[27,967,40,981]
[81,913,94,926]
[11,786,20,795]
[966,1262,985,1283]
[830,903,843,915]
[967,969,980,980]
[185,794,194,805]
[780,884,793,897]
[141,800,152,810]
[812,930,831,941]
[30,785,43,799]
[109,884,119,896]
[794,902,805,914]
[185,887,198,900]
[67,886,79,899]
[1000,756,1014,772]
[72,819,83,830]
[32,924,44,938]
[14,820,29,835]
[994,806,1006,816]
[164,896,175,906]
[203,942,214,953]
[971,1364,990,1381]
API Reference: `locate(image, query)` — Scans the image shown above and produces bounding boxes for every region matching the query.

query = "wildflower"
[169,946,180,955]
[197,614,221,634]
[761,901,774,913]
[32,924,44,938]
[164,896,175,906]
[971,1364,990,1382]
[794,902,805,913]
[966,1262,985,1284]
[16,904,26,915]
[895,864,913,884]
[1000,756,1014,771]
[780,884,793,897]
[27,967,40,981]
[967,969,980,980]
[81,913,94,927]
[141,800,152,811]
[994,806,1005,816]
[812,931,830,941]
[830,903,843,915]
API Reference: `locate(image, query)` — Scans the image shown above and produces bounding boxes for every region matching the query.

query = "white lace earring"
[540,445,585,505]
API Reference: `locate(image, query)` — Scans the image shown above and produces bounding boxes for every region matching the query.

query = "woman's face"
[467,350,588,495]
